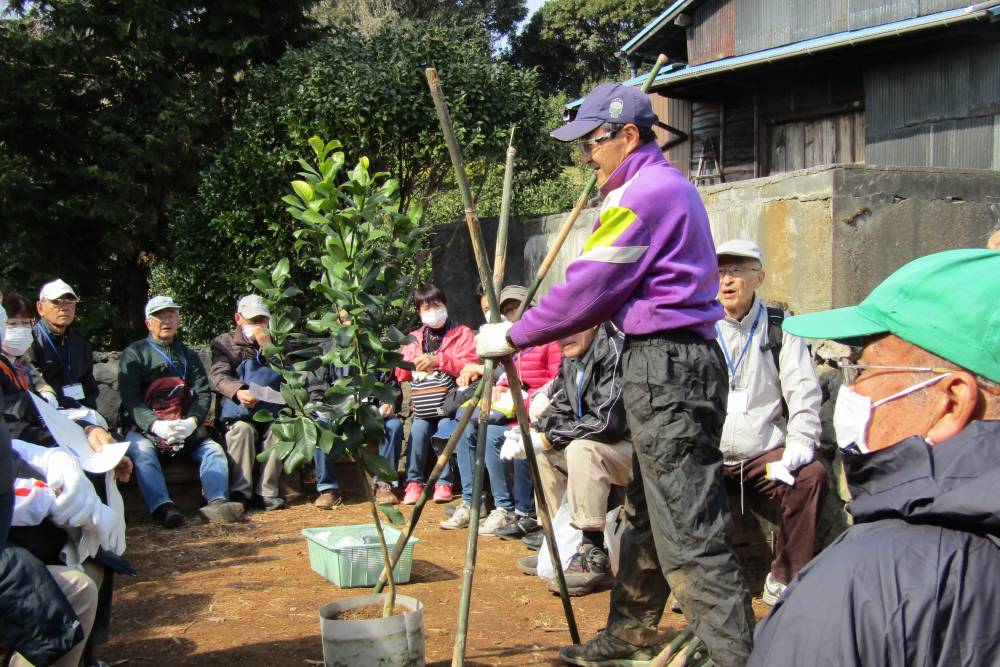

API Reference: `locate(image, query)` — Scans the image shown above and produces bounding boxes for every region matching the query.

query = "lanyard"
[146,339,187,381]
[35,323,71,378]
[716,306,763,389]
[575,366,586,418]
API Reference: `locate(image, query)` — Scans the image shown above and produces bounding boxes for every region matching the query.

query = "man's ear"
[926,371,979,444]
[35,301,44,317]
[755,270,766,289]
[622,124,642,153]
[234,313,243,327]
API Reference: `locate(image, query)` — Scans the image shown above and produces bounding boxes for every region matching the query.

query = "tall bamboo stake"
[494,126,516,294]
[425,68,580,665]
[514,54,670,320]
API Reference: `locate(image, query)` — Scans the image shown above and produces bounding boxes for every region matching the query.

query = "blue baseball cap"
[551,82,658,142]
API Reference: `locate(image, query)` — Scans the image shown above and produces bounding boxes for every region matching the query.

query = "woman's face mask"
[3,326,33,357]
[420,306,448,329]
[833,374,950,454]
[482,310,507,324]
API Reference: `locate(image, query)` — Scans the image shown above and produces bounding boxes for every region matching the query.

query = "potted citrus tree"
[250,136,426,666]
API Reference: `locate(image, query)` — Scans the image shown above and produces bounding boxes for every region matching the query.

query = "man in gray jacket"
[715,239,826,605]
[748,249,1000,666]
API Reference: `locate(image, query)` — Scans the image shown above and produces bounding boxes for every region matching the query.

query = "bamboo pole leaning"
[514,53,670,319]
[425,67,581,666]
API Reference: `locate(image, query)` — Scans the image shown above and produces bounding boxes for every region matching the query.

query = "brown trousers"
[723,445,827,584]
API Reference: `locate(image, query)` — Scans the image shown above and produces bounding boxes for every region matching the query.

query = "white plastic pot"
[319,593,425,667]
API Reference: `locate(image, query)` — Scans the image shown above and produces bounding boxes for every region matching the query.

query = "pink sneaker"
[402,481,423,505]
[432,484,454,504]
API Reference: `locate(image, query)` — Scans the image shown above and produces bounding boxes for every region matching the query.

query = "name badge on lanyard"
[63,383,86,401]
[727,389,749,414]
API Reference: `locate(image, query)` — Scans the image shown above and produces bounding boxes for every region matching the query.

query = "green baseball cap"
[783,249,1000,383]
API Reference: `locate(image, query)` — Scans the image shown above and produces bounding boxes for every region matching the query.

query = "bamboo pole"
[425,68,580,664]
[514,54,670,320]
[355,460,397,617]
[494,126,516,294]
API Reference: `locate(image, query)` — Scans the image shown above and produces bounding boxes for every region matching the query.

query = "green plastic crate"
[302,524,419,588]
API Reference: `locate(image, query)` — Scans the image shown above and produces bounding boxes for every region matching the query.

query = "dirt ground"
[102,474,770,667]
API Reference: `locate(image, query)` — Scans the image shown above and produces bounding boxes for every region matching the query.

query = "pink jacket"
[395,322,477,383]
[498,341,562,402]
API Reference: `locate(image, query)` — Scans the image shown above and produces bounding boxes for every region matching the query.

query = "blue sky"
[526,0,547,18]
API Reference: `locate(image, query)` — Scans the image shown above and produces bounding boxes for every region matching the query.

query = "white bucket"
[319,593,425,667]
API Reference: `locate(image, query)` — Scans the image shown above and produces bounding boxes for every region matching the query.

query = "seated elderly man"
[209,295,285,511]
[119,296,243,528]
[504,322,632,596]
[714,240,827,605]
[748,249,1000,666]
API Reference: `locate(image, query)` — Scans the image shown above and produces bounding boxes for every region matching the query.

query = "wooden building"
[602,0,1000,183]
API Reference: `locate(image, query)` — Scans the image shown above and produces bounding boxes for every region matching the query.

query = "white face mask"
[833,374,950,454]
[242,324,261,342]
[420,307,448,329]
[3,327,33,357]
[482,310,508,323]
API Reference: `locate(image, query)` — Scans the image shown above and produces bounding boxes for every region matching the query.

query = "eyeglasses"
[577,130,619,156]
[45,298,78,308]
[718,266,761,278]
[833,358,953,386]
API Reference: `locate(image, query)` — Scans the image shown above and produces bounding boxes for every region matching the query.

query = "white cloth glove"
[47,450,100,528]
[780,441,815,472]
[528,393,552,422]
[476,322,515,359]
[171,417,198,441]
[41,391,59,407]
[150,419,177,442]
[90,503,125,555]
[499,428,546,461]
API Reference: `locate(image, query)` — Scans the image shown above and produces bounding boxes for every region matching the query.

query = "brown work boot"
[548,542,611,596]
[198,499,245,524]
[314,490,342,510]
[373,481,398,505]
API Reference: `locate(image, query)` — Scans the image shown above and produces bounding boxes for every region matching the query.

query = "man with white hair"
[714,239,827,605]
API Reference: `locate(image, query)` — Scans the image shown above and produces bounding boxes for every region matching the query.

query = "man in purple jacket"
[477,83,754,666]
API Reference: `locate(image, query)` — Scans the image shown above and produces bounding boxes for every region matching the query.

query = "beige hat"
[499,284,530,308]
[39,279,78,302]
[145,295,180,318]
[715,239,763,265]
[237,294,270,319]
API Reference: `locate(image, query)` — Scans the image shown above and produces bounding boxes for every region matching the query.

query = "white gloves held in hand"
[499,427,547,461]
[46,450,100,528]
[528,393,552,422]
[780,440,814,472]
[476,322,515,359]
[89,503,125,555]
[172,417,198,441]
[151,417,198,445]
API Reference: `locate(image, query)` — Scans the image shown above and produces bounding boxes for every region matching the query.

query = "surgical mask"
[420,307,448,329]
[242,324,260,341]
[483,310,508,323]
[3,327,33,357]
[833,374,950,454]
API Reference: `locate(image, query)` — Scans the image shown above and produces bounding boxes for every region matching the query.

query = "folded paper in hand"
[249,383,285,405]
[30,393,129,474]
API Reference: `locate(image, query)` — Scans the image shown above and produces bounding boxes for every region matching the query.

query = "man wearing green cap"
[748,249,1000,666]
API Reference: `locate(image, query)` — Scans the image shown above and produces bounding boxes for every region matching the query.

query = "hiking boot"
[496,514,540,540]
[260,495,286,511]
[522,531,543,551]
[516,555,538,576]
[761,571,787,606]
[314,490,342,510]
[432,483,453,503]
[439,503,471,530]
[402,481,423,505]
[374,481,398,505]
[479,508,515,536]
[198,499,245,524]
[549,543,611,596]
[152,502,184,529]
[559,630,655,666]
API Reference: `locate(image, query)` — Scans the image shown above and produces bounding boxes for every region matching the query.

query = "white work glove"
[499,427,546,461]
[171,417,198,441]
[780,441,815,472]
[150,419,178,442]
[528,393,552,422]
[476,322,515,359]
[47,450,100,528]
[41,391,60,407]
[90,503,125,555]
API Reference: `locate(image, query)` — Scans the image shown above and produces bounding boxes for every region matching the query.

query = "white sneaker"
[440,503,471,530]
[761,572,787,606]
[478,508,515,536]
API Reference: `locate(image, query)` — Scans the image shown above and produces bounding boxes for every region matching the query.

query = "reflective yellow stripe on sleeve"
[578,205,647,264]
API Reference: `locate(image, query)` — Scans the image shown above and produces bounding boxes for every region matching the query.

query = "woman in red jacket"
[395,285,477,504]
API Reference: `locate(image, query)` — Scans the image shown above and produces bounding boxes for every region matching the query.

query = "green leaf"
[292,180,314,202]
[252,409,274,423]
[283,449,308,475]
[362,451,398,482]
[378,504,406,525]
[271,257,290,286]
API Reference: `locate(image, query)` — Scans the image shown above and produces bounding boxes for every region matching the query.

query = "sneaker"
[260,496,286,511]
[314,490,342,509]
[558,630,655,666]
[522,531,543,551]
[761,571,787,606]
[432,483,453,503]
[445,499,485,517]
[549,543,611,597]
[439,503,471,530]
[496,514,540,540]
[479,508,515,536]
[152,502,184,529]
[374,481,398,505]
[516,555,538,576]
[402,481,423,505]
[198,499,245,524]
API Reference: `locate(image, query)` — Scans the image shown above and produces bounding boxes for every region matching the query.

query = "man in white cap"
[30,279,101,412]
[208,295,285,511]
[714,239,827,606]
[119,296,243,528]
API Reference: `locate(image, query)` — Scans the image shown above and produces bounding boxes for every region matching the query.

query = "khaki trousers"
[536,438,633,530]
[10,561,104,667]
[225,421,283,499]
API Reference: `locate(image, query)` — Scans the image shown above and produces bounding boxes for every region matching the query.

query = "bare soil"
[333,603,408,621]
[103,483,770,666]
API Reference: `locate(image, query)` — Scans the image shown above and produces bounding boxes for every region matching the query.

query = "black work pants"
[606,331,754,667]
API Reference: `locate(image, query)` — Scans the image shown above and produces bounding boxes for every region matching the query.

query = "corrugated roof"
[618,0,699,57]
